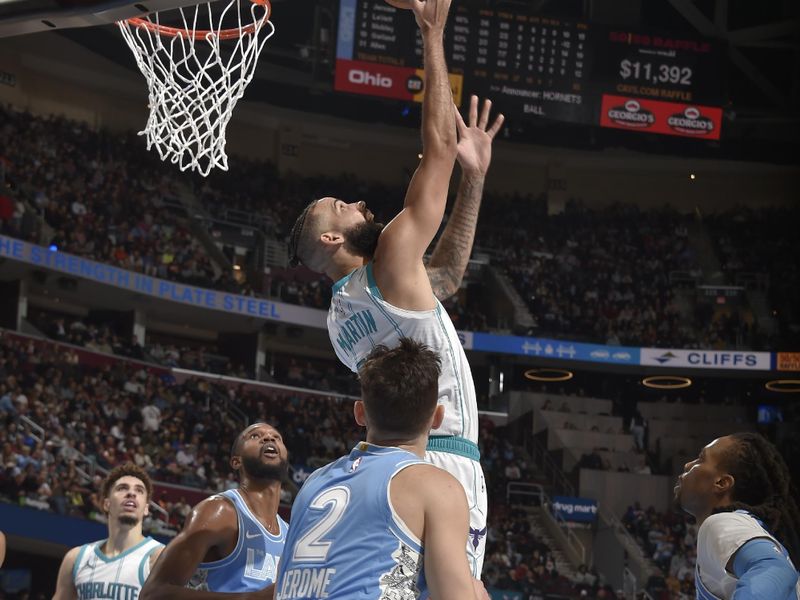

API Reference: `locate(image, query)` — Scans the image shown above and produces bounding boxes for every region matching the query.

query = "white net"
[117,0,275,176]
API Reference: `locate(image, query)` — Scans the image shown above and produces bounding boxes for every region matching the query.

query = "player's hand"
[410,0,452,36]
[472,578,490,600]
[456,95,505,179]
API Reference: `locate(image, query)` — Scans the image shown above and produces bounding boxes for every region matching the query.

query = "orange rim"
[125,0,270,40]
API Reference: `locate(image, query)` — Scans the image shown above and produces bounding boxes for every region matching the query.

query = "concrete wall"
[550,429,636,453]
[580,469,673,516]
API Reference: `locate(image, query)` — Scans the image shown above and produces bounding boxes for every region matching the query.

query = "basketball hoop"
[117,0,275,176]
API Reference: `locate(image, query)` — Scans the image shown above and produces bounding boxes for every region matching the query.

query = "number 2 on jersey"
[292,486,351,562]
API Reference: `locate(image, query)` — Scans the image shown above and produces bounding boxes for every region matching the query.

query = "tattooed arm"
[427,95,504,301]
[426,173,485,300]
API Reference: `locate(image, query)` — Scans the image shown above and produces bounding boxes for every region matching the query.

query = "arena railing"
[19,415,45,445]
[12,409,178,534]
[505,481,587,569]
[506,481,544,505]
[540,494,587,567]
[623,568,655,600]
[527,417,657,588]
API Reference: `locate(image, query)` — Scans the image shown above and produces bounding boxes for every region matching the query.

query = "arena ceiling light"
[764,379,800,393]
[524,368,573,382]
[642,375,692,390]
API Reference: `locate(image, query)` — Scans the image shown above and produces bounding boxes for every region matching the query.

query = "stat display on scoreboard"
[335,0,725,139]
[465,12,594,124]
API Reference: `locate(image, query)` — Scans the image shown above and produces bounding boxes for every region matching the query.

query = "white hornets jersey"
[327,263,479,448]
[72,537,163,600]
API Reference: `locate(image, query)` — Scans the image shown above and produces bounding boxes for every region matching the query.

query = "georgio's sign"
[600,94,722,139]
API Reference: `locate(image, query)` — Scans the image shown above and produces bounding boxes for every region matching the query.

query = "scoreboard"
[335,0,726,140]
[465,11,592,124]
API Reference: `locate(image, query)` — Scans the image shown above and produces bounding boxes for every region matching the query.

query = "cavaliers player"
[675,433,800,599]
[140,423,288,599]
[275,339,484,600]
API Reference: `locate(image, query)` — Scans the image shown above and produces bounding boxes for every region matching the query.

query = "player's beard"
[118,514,139,527]
[343,221,384,259]
[242,454,289,482]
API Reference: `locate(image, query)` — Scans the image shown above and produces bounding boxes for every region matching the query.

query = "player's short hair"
[359,338,441,437]
[288,199,325,269]
[101,463,153,501]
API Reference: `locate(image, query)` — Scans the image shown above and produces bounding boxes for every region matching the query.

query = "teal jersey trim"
[72,543,89,583]
[93,537,154,564]
[365,262,383,300]
[426,436,481,461]
[138,546,160,587]
[332,269,357,295]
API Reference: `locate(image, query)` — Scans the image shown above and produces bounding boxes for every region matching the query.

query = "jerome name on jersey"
[275,567,337,599]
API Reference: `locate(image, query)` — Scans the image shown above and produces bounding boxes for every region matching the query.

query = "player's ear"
[430,405,445,430]
[230,454,241,472]
[353,401,367,427]
[715,473,735,495]
[103,497,111,514]
[320,231,344,246]
[143,501,150,517]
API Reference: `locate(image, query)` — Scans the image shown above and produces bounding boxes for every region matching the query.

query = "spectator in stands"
[4,107,797,349]
[630,410,647,451]
[623,503,698,598]
[573,564,597,593]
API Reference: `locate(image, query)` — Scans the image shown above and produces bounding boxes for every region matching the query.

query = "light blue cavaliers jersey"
[695,510,799,600]
[72,536,163,600]
[275,442,429,600]
[190,489,288,592]
[328,263,479,449]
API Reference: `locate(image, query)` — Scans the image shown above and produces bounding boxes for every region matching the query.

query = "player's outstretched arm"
[52,546,80,600]
[140,497,273,600]
[374,0,457,309]
[427,95,504,300]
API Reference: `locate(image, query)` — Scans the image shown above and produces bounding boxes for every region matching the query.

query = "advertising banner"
[552,495,598,523]
[3,236,792,372]
[599,94,722,139]
[0,235,326,327]
[469,332,640,365]
[640,348,771,370]
[334,59,462,104]
[776,352,800,372]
